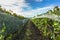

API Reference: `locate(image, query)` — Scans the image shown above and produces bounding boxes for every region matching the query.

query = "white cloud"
[0,0,30,15]
[0,0,54,17]
[22,6,54,17]
[35,0,43,2]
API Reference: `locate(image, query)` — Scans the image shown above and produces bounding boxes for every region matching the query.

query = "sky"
[0,0,60,17]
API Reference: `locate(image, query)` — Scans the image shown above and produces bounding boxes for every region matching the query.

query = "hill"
[32,6,60,40]
[0,6,28,40]
[0,6,60,40]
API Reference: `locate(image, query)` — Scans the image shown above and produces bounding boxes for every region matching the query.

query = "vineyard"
[32,6,60,40]
[0,6,60,40]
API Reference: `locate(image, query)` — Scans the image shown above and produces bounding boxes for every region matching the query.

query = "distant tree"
[48,10,52,14]
[0,5,1,7]
[17,15,25,19]
[53,6,59,11]
[0,6,3,11]
[13,13,18,17]
[5,11,12,15]
[13,13,25,19]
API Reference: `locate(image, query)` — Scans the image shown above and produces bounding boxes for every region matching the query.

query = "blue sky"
[0,0,60,17]
[25,0,60,9]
